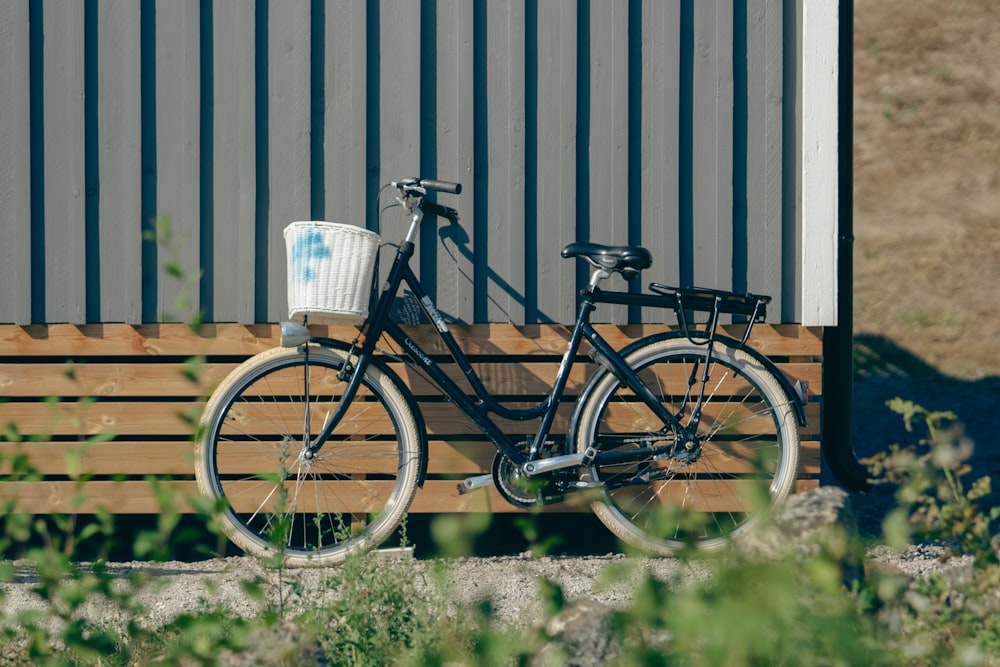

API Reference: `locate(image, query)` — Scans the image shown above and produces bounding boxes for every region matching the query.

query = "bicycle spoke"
[578,338,799,554]
[196,347,421,565]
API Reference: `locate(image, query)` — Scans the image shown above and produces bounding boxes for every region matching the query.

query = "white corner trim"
[800,0,839,327]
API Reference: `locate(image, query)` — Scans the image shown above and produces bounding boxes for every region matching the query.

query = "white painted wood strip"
[484,0,526,325]
[97,1,142,323]
[0,0,32,325]
[534,0,578,325]
[799,0,839,327]
[266,0,311,323]
[691,0,734,294]
[41,3,87,324]
[639,0,681,325]
[745,0,785,309]
[155,0,202,323]
[588,1,631,325]
[377,0,421,223]
[324,0,367,230]
[211,0,256,324]
[43,2,87,324]
[432,0,476,325]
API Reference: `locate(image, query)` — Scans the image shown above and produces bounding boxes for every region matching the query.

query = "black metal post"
[822,0,870,492]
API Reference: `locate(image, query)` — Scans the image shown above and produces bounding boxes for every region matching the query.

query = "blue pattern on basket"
[290,229,331,284]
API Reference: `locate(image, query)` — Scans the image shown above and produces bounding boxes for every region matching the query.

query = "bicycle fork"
[278,319,377,461]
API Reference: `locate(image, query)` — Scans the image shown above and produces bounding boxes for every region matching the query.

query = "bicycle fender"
[312,337,430,487]
[566,331,808,443]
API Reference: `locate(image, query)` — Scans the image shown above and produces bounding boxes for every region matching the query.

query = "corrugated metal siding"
[0,0,799,326]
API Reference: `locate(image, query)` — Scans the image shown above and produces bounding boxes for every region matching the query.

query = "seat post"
[587,268,612,292]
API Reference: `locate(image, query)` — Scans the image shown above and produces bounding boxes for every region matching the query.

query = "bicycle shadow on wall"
[433,217,551,325]
[850,333,1000,498]
[387,218,538,325]
[383,218,578,407]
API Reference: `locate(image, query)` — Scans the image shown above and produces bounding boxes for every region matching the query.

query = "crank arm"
[458,474,493,494]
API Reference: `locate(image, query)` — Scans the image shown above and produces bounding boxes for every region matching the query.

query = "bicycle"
[194,177,806,566]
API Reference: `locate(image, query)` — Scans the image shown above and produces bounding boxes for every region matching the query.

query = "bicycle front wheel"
[574,337,800,555]
[195,346,422,566]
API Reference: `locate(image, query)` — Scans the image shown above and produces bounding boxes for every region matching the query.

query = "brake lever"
[395,189,426,213]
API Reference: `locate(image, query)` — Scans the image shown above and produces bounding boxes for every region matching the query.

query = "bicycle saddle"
[561,243,652,280]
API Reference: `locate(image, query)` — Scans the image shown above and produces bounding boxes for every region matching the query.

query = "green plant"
[887,565,1000,666]
[294,552,451,666]
[144,216,206,328]
[869,398,999,564]
[0,241,270,665]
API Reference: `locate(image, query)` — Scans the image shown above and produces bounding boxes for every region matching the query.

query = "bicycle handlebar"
[392,177,463,195]
[390,177,462,243]
[420,179,462,195]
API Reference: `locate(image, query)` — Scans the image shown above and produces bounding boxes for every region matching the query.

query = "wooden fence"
[0,323,821,514]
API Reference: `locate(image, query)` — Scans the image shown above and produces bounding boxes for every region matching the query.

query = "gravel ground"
[0,544,975,634]
[0,551,709,626]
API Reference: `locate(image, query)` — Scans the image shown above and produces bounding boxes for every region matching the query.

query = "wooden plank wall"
[0,323,821,514]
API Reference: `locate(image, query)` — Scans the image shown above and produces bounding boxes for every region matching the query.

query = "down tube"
[380,318,528,466]
[397,265,549,421]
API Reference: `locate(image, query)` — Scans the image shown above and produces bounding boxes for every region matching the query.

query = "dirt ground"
[849,0,1000,495]
[853,0,1000,381]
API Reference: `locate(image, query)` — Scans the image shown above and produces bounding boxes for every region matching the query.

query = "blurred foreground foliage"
[1,397,998,666]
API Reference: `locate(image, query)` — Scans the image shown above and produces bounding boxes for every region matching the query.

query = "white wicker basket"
[283,221,380,324]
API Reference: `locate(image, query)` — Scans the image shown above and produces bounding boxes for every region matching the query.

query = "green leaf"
[164,260,184,279]
[3,421,21,442]
[537,577,565,617]
[240,579,265,602]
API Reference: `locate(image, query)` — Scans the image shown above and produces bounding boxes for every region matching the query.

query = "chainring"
[492,452,550,509]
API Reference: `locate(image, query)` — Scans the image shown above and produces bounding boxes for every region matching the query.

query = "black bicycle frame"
[305,232,686,468]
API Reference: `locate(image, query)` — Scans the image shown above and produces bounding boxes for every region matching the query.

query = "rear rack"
[591,283,771,347]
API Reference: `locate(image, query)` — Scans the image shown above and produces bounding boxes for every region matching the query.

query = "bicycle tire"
[195,346,422,566]
[573,337,799,555]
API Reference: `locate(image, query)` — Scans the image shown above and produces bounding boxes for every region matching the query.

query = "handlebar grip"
[421,200,458,220]
[419,179,462,195]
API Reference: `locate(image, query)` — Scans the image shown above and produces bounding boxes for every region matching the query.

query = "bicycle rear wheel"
[574,337,799,555]
[195,346,422,566]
